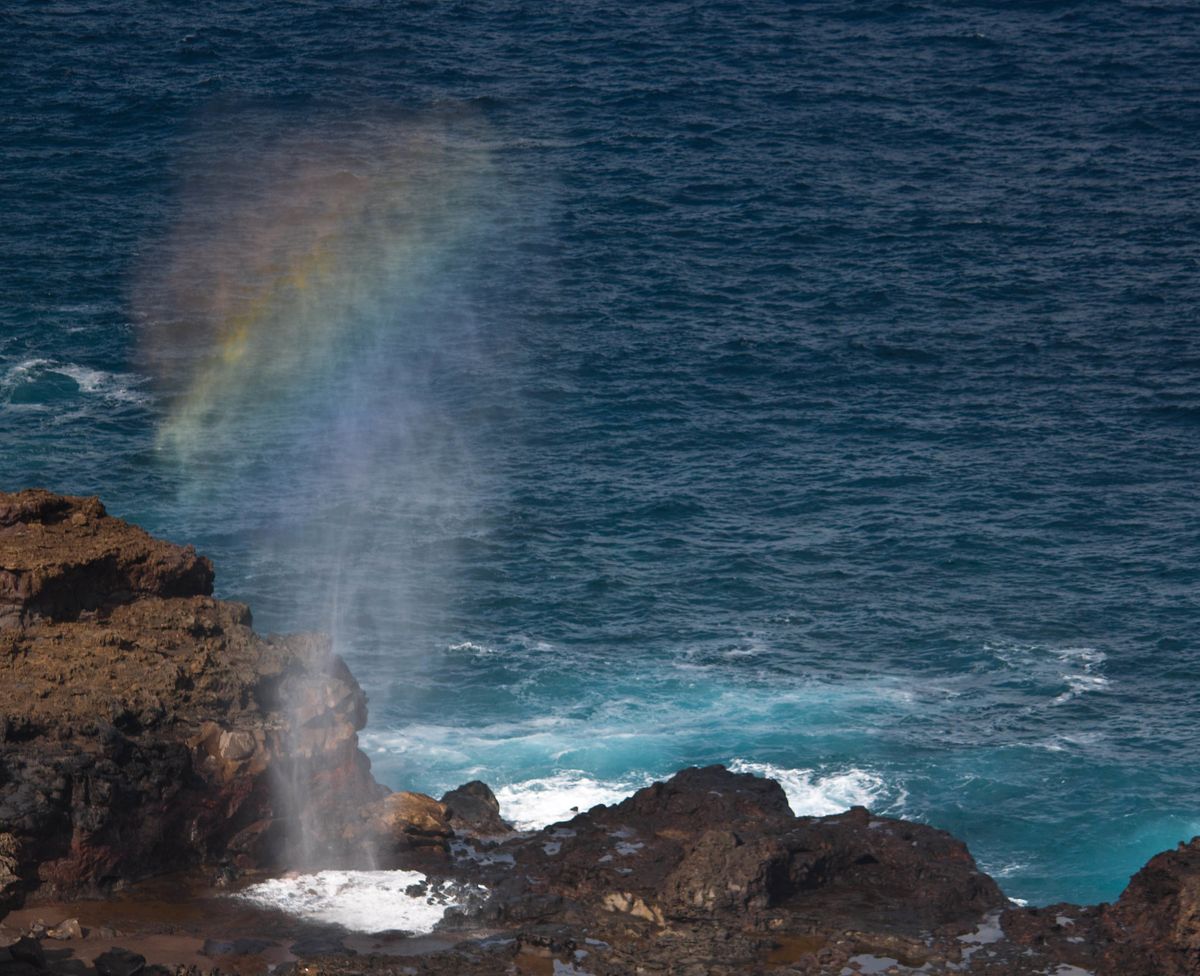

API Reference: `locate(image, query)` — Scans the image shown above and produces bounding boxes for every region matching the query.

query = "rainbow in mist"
[138,117,496,465]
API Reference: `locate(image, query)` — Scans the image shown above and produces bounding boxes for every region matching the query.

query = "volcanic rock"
[0,490,213,630]
[344,791,454,862]
[0,490,385,911]
[44,917,81,940]
[463,765,1005,940]
[440,781,510,837]
[1102,836,1200,976]
[94,947,146,976]
[5,939,42,969]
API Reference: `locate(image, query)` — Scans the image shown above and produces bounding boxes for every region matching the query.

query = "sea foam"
[0,358,150,405]
[493,770,655,830]
[727,759,901,816]
[486,761,900,831]
[235,870,476,934]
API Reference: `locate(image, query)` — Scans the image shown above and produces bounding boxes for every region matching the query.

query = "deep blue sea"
[3,0,1199,907]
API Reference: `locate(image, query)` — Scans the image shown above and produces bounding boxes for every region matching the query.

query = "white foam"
[55,364,150,403]
[416,758,902,833]
[1034,731,1105,752]
[0,358,51,390]
[0,358,150,404]
[493,770,653,830]
[1054,672,1110,705]
[447,640,498,656]
[728,759,900,817]
[235,869,474,934]
[979,859,1030,879]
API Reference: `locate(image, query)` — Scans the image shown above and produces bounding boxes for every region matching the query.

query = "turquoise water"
[3,0,1199,906]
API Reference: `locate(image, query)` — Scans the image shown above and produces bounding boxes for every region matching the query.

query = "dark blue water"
[3,1,1200,906]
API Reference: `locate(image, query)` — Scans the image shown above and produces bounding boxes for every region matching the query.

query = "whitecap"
[493,770,654,830]
[985,640,1111,705]
[1054,673,1111,705]
[0,358,151,405]
[55,363,152,403]
[727,759,903,817]
[978,859,1030,878]
[447,640,498,656]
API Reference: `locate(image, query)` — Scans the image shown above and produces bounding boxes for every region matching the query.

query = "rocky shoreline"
[1,490,1197,976]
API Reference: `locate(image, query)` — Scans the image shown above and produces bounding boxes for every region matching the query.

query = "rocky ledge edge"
[0,490,1197,976]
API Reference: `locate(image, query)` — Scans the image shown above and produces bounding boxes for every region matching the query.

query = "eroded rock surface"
[0,491,394,912]
[0,491,213,630]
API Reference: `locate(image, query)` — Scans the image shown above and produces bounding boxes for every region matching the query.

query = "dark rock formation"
[440,781,510,837]
[418,765,1014,973]
[1101,837,1200,976]
[93,948,145,976]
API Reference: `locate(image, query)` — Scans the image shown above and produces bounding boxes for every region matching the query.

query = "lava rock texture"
[0,490,439,913]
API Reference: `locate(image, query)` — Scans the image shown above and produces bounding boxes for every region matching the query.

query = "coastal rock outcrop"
[465,765,1005,937]
[1101,837,1200,976]
[0,490,385,912]
[440,781,510,837]
[422,765,1012,973]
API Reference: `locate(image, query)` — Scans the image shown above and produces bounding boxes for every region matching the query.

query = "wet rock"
[345,791,453,860]
[7,940,43,969]
[470,766,1004,940]
[94,947,146,976]
[289,937,350,956]
[441,781,511,837]
[0,962,44,976]
[201,937,277,957]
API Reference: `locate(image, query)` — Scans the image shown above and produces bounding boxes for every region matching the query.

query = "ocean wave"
[493,770,656,830]
[728,759,904,817]
[54,363,151,403]
[1052,647,1110,705]
[1034,731,1106,752]
[0,358,151,405]
[235,869,481,934]
[985,641,1111,705]
[490,761,905,831]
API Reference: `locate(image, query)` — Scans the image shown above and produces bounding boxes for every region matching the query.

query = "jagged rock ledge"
[1,491,1197,976]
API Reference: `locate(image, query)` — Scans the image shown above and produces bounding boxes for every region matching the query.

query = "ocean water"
[3,0,1199,907]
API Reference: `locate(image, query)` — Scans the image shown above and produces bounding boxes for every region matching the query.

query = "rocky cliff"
[2,490,1199,976]
[0,490,433,914]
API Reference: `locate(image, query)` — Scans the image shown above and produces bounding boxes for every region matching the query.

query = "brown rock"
[0,490,213,629]
[346,792,453,861]
[0,490,385,911]
[441,780,511,837]
[46,918,83,940]
[464,766,1005,942]
[1102,836,1200,975]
